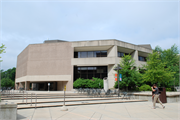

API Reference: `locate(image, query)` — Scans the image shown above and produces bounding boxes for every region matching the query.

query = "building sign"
[115,73,117,81]
[119,74,122,81]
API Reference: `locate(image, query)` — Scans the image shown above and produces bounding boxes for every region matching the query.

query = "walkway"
[17,101,180,120]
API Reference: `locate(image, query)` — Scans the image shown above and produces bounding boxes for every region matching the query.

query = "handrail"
[35,94,37,109]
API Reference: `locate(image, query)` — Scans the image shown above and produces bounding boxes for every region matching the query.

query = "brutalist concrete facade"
[15,39,152,91]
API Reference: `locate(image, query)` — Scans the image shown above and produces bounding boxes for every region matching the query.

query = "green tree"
[143,52,174,87]
[1,78,14,87]
[1,67,16,81]
[114,55,142,90]
[0,44,6,62]
[154,44,179,86]
[0,44,6,102]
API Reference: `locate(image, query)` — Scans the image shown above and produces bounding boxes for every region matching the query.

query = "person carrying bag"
[151,84,165,109]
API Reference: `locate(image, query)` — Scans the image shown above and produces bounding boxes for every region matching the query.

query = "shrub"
[166,88,176,91]
[138,84,152,91]
[73,77,103,88]
[166,88,171,91]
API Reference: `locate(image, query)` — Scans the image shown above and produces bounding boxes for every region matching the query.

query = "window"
[74,66,107,81]
[95,51,101,57]
[138,56,147,61]
[101,51,107,57]
[74,51,107,58]
[88,52,94,58]
[81,52,87,58]
[117,52,129,57]
[74,52,78,58]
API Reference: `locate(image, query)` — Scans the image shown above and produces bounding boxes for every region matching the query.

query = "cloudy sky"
[0,0,179,70]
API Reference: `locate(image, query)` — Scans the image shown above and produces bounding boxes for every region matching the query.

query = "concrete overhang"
[72,39,152,54]
[117,46,135,53]
[138,51,151,57]
[74,45,113,52]
[15,75,71,83]
[71,57,121,66]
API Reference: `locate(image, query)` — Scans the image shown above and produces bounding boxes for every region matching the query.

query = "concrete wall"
[0,102,17,120]
[16,42,74,91]
[16,46,29,78]
[57,81,68,91]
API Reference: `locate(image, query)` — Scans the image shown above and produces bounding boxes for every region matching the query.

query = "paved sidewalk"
[17,102,180,120]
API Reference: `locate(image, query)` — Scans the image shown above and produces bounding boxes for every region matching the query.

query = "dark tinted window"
[74,52,78,58]
[88,67,94,73]
[138,56,146,61]
[88,74,94,79]
[118,52,128,57]
[101,51,107,57]
[96,51,101,57]
[74,66,107,82]
[74,51,107,58]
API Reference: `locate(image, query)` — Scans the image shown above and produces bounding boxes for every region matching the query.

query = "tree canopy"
[0,44,6,62]
[1,67,16,88]
[153,44,179,86]
[114,55,142,90]
[142,52,174,87]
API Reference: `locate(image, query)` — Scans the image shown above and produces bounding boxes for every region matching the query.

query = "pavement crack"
[99,114,102,120]
[30,108,36,120]
[124,105,131,118]
[49,108,52,120]
[89,112,96,120]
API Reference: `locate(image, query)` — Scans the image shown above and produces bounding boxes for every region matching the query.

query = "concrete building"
[15,39,152,91]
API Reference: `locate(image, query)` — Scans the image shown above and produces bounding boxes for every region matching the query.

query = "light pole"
[61,85,68,111]
[48,83,50,92]
[113,64,122,99]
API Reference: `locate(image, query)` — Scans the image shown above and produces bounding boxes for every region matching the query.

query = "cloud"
[1,1,179,70]
[151,37,179,50]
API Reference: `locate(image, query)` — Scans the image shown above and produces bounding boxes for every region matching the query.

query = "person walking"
[151,84,165,109]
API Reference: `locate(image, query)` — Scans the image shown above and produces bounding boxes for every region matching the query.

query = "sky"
[0,0,179,71]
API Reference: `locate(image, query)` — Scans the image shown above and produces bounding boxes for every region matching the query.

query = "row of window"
[74,51,107,58]
[74,66,107,81]
[74,51,147,61]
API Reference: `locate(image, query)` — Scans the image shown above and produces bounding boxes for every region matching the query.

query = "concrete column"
[32,83,36,90]
[108,64,116,89]
[131,50,138,63]
[25,81,27,90]
[15,83,19,90]
[25,81,30,90]
[19,82,25,89]
[107,45,117,57]
[57,81,67,91]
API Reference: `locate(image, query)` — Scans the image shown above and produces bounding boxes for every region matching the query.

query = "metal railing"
[1,89,37,109]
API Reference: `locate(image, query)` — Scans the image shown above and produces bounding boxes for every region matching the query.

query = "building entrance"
[32,82,57,91]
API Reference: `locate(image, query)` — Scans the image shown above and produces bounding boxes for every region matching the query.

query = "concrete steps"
[17,99,148,109]
[17,97,128,104]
